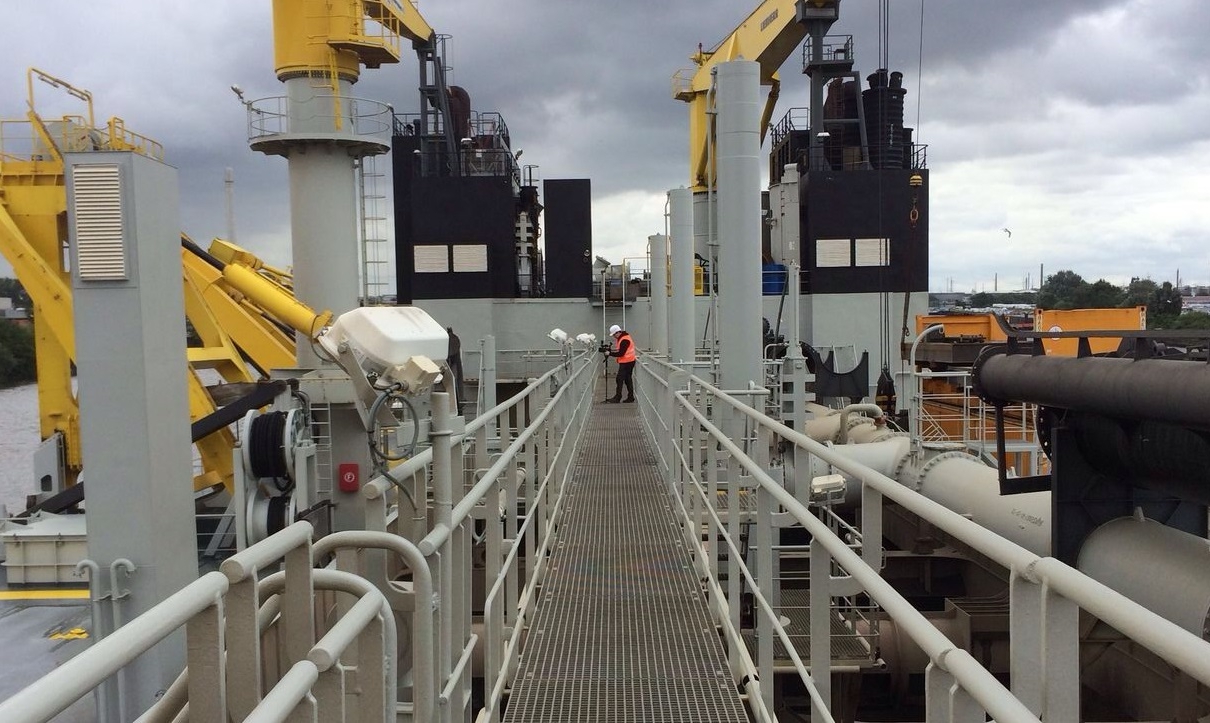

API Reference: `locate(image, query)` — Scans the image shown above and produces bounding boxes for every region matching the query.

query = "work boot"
[604,397,620,404]
[623,397,635,403]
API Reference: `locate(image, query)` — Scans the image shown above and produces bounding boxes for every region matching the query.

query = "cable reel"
[240,407,308,544]
[241,408,306,488]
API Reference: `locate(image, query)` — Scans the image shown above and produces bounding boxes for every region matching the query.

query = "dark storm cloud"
[3,0,1209,289]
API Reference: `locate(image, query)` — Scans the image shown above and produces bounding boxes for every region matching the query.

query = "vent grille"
[414,245,449,273]
[854,237,890,267]
[816,238,851,268]
[72,165,127,281]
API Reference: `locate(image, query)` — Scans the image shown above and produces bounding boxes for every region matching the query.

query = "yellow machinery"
[2,0,444,501]
[674,0,838,192]
[0,69,331,497]
[916,307,1147,356]
[272,0,433,79]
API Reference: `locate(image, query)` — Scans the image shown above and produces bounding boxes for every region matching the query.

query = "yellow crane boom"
[674,0,839,193]
[1,69,332,497]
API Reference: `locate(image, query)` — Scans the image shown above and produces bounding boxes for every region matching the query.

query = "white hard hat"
[609,324,622,335]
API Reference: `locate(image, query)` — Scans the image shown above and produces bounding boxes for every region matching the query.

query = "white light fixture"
[809,473,846,502]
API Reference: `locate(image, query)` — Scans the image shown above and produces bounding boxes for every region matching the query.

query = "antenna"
[224,167,236,243]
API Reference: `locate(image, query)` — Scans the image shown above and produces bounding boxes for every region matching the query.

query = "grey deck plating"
[502,398,749,722]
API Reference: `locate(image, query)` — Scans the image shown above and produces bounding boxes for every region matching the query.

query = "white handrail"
[0,572,229,723]
[637,355,1210,720]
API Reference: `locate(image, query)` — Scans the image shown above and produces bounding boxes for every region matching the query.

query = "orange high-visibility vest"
[616,333,636,363]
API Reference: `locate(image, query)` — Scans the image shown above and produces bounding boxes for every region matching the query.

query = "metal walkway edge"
[502,396,749,722]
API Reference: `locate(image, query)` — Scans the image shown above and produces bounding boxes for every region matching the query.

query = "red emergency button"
[338,463,360,493]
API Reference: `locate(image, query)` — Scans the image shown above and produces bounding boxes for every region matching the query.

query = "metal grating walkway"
[502,395,749,722]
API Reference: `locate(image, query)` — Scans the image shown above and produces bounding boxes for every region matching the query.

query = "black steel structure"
[542,179,593,299]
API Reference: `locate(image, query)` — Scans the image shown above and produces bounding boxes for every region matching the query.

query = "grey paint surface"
[67,152,198,720]
[0,597,94,721]
[715,60,764,391]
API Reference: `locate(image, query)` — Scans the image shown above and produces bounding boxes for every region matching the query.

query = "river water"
[0,383,39,515]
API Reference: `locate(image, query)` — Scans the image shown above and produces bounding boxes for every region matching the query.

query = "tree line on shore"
[0,277,35,387]
[951,271,1209,330]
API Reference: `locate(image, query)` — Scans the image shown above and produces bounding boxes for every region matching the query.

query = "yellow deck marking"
[0,589,90,600]
[49,627,90,640]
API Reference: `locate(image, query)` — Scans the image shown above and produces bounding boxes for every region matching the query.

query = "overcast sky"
[3,0,1208,294]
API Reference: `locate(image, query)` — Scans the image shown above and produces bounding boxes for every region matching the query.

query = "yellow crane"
[2,0,446,502]
[673,0,840,193]
[0,69,330,498]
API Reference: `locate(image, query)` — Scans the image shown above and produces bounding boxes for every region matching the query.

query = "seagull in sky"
[1002,228,1012,238]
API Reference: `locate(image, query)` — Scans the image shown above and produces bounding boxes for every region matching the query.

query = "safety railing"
[246,95,393,143]
[360,349,599,722]
[105,117,165,160]
[915,368,1041,474]
[1,115,164,165]
[464,346,566,384]
[0,521,430,723]
[0,349,598,723]
[635,355,1210,722]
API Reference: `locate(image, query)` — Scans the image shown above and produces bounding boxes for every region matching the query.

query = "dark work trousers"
[614,361,635,401]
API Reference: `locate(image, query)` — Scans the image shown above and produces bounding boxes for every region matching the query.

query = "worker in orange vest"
[604,324,637,403]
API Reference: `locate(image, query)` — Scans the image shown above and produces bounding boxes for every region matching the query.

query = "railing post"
[283,538,315,668]
[1010,570,1080,721]
[448,518,469,718]
[725,445,742,638]
[475,425,489,482]
[860,483,884,572]
[536,426,550,541]
[481,335,497,443]
[925,663,954,722]
[225,575,263,719]
[1009,569,1042,714]
[810,539,832,716]
[185,601,226,723]
[430,391,454,722]
[356,612,387,723]
[926,661,985,723]
[665,370,686,484]
[313,666,345,722]
[505,457,520,629]
[484,495,503,721]
[524,441,537,578]
[706,434,720,582]
[755,484,775,716]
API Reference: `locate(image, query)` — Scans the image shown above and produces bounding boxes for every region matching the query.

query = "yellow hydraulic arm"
[2,69,332,496]
[674,0,838,192]
[273,0,433,82]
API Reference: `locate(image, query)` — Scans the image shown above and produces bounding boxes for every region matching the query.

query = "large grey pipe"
[1079,515,1210,637]
[669,188,695,364]
[973,352,1210,431]
[715,60,763,391]
[823,422,1210,629]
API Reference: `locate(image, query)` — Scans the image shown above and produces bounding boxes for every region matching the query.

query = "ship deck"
[502,396,749,722]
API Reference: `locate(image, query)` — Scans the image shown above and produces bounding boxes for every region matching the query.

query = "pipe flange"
[970,344,1010,406]
[892,449,915,489]
[915,450,981,489]
[1035,406,1054,459]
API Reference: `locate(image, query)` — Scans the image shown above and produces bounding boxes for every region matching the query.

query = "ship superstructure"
[2,1,1210,722]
